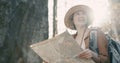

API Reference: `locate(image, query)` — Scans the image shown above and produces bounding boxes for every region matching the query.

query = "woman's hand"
[78,49,97,59]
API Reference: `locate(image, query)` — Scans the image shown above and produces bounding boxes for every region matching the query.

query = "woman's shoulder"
[89,27,105,34]
[90,27,107,40]
[89,27,107,39]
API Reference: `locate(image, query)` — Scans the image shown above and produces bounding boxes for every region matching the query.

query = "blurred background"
[0,0,120,63]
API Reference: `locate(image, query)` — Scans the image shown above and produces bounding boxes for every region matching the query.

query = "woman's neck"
[76,26,87,35]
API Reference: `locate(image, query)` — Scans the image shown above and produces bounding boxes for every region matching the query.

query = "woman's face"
[73,11,88,27]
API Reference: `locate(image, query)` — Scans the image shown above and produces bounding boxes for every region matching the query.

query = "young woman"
[64,5,110,63]
[43,5,110,63]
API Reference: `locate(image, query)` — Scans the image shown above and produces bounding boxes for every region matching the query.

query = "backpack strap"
[89,28,99,54]
[106,34,120,62]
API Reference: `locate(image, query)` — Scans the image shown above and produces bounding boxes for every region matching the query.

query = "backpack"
[89,29,120,63]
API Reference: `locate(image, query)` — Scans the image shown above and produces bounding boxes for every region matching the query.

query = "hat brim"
[64,5,93,30]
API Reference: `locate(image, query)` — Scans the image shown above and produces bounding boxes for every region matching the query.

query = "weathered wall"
[0,0,48,63]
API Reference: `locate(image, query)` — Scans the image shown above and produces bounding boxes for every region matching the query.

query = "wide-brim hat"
[64,5,93,30]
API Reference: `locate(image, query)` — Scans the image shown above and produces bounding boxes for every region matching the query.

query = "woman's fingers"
[78,49,93,59]
[80,53,92,58]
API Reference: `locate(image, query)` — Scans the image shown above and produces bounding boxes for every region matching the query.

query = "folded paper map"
[30,31,95,63]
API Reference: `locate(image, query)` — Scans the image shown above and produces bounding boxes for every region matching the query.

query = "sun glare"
[49,0,109,37]
[91,0,109,27]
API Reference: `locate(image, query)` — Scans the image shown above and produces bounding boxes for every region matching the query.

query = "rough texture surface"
[0,0,48,63]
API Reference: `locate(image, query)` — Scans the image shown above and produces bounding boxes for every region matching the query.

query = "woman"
[64,5,109,63]
[44,5,110,63]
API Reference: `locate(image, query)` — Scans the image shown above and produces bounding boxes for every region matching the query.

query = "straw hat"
[64,5,93,30]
